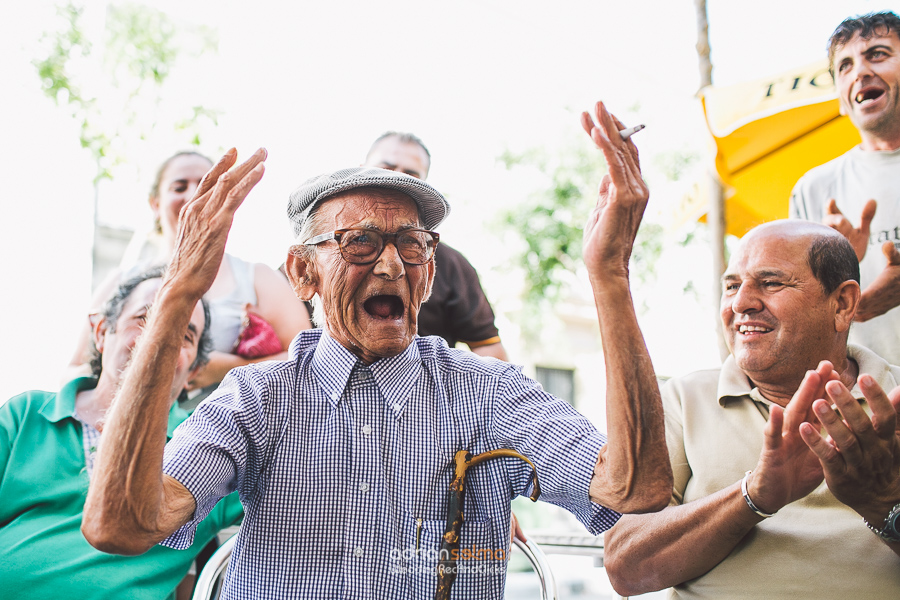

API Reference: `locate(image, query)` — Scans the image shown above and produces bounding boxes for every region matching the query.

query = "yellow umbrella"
[695,59,861,237]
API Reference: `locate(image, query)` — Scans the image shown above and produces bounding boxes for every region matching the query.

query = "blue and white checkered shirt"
[162,330,619,599]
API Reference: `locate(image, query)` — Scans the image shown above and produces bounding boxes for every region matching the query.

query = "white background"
[1,0,894,401]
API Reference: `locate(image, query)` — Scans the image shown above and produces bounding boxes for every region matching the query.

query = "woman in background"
[69,151,311,407]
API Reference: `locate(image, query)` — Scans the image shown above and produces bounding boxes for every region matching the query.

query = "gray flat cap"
[287,167,450,239]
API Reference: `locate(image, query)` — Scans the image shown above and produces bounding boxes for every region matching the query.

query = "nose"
[851,57,876,82]
[373,240,405,280]
[727,282,762,316]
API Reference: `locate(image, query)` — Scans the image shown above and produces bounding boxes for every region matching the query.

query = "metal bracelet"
[741,470,776,518]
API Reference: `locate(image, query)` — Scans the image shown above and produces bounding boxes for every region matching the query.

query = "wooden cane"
[434,449,541,600]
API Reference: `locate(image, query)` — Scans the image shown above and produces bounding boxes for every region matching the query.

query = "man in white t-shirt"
[791,11,900,365]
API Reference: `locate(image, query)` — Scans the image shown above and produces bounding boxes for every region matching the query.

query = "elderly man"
[82,103,672,598]
[791,11,900,365]
[0,268,242,600]
[603,220,900,599]
[362,132,508,360]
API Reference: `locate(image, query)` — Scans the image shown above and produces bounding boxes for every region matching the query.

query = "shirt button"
[359,482,370,493]
[362,424,372,435]
[354,546,364,557]
[330,392,339,401]
[392,403,401,411]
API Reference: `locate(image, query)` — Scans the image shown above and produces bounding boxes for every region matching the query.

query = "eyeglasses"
[303,228,440,265]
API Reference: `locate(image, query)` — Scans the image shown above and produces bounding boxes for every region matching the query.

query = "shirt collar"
[289,328,325,360]
[312,331,362,409]
[40,377,97,422]
[310,330,422,417]
[846,343,900,397]
[368,338,422,419]
[716,344,900,407]
[41,376,190,438]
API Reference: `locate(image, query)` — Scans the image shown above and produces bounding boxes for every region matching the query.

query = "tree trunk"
[695,0,728,360]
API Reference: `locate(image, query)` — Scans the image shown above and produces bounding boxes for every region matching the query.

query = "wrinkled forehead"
[314,188,425,229]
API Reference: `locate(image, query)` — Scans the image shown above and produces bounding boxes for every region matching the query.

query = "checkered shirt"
[161,329,619,599]
[74,411,101,478]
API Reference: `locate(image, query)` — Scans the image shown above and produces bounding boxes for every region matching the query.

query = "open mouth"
[856,88,885,105]
[737,324,772,335]
[364,295,404,320]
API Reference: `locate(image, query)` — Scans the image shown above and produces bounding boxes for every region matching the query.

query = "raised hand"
[582,101,673,513]
[746,362,839,514]
[823,199,876,262]
[167,148,267,300]
[856,241,900,322]
[580,101,649,279]
[799,375,900,525]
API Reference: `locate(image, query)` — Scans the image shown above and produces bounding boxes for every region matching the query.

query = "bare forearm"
[590,274,672,512]
[82,148,265,553]
[856,248,900,322]
[604,482,763,595]
[82,286,196,553]
[857,285,900,321]
[471,342,508,361]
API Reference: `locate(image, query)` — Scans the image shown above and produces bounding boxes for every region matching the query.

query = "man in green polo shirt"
[0,268,242,600]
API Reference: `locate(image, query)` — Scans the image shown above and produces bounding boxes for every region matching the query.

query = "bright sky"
[1,0,896,401]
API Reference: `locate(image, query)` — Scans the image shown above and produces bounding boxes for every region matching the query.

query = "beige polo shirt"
[663,344,900,599]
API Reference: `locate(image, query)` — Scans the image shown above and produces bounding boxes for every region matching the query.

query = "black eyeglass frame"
[303,228,440,265]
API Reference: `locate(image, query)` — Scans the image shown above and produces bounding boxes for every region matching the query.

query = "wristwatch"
[864,502,900,544]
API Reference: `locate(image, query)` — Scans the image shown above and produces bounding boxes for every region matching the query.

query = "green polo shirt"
[0,377,243,600]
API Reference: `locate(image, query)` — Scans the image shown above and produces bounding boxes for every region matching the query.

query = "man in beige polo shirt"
[603,220,900,599]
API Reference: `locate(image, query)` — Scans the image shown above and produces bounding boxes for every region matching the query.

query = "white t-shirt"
[791,145,900,366]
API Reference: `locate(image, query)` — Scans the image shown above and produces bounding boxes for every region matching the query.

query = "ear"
[185,362,205,391]
[148,194,160,217]
[286,247,319,301]
[832,280,861,333]
[91,313,110,355]
[422,256,436,303]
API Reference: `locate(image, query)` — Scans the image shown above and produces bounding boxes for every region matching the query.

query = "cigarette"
[619,124,645,140]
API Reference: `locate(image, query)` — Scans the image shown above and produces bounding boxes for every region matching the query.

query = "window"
[535,366,575,406]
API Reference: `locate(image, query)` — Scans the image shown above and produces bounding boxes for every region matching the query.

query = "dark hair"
[149,151,213,199]
[828,11,900,76]
[366,131,431,164]
[806,234,860,295]
[89,266,213,378]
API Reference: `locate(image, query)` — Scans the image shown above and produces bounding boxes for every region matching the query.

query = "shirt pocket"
[386,513,501,598]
